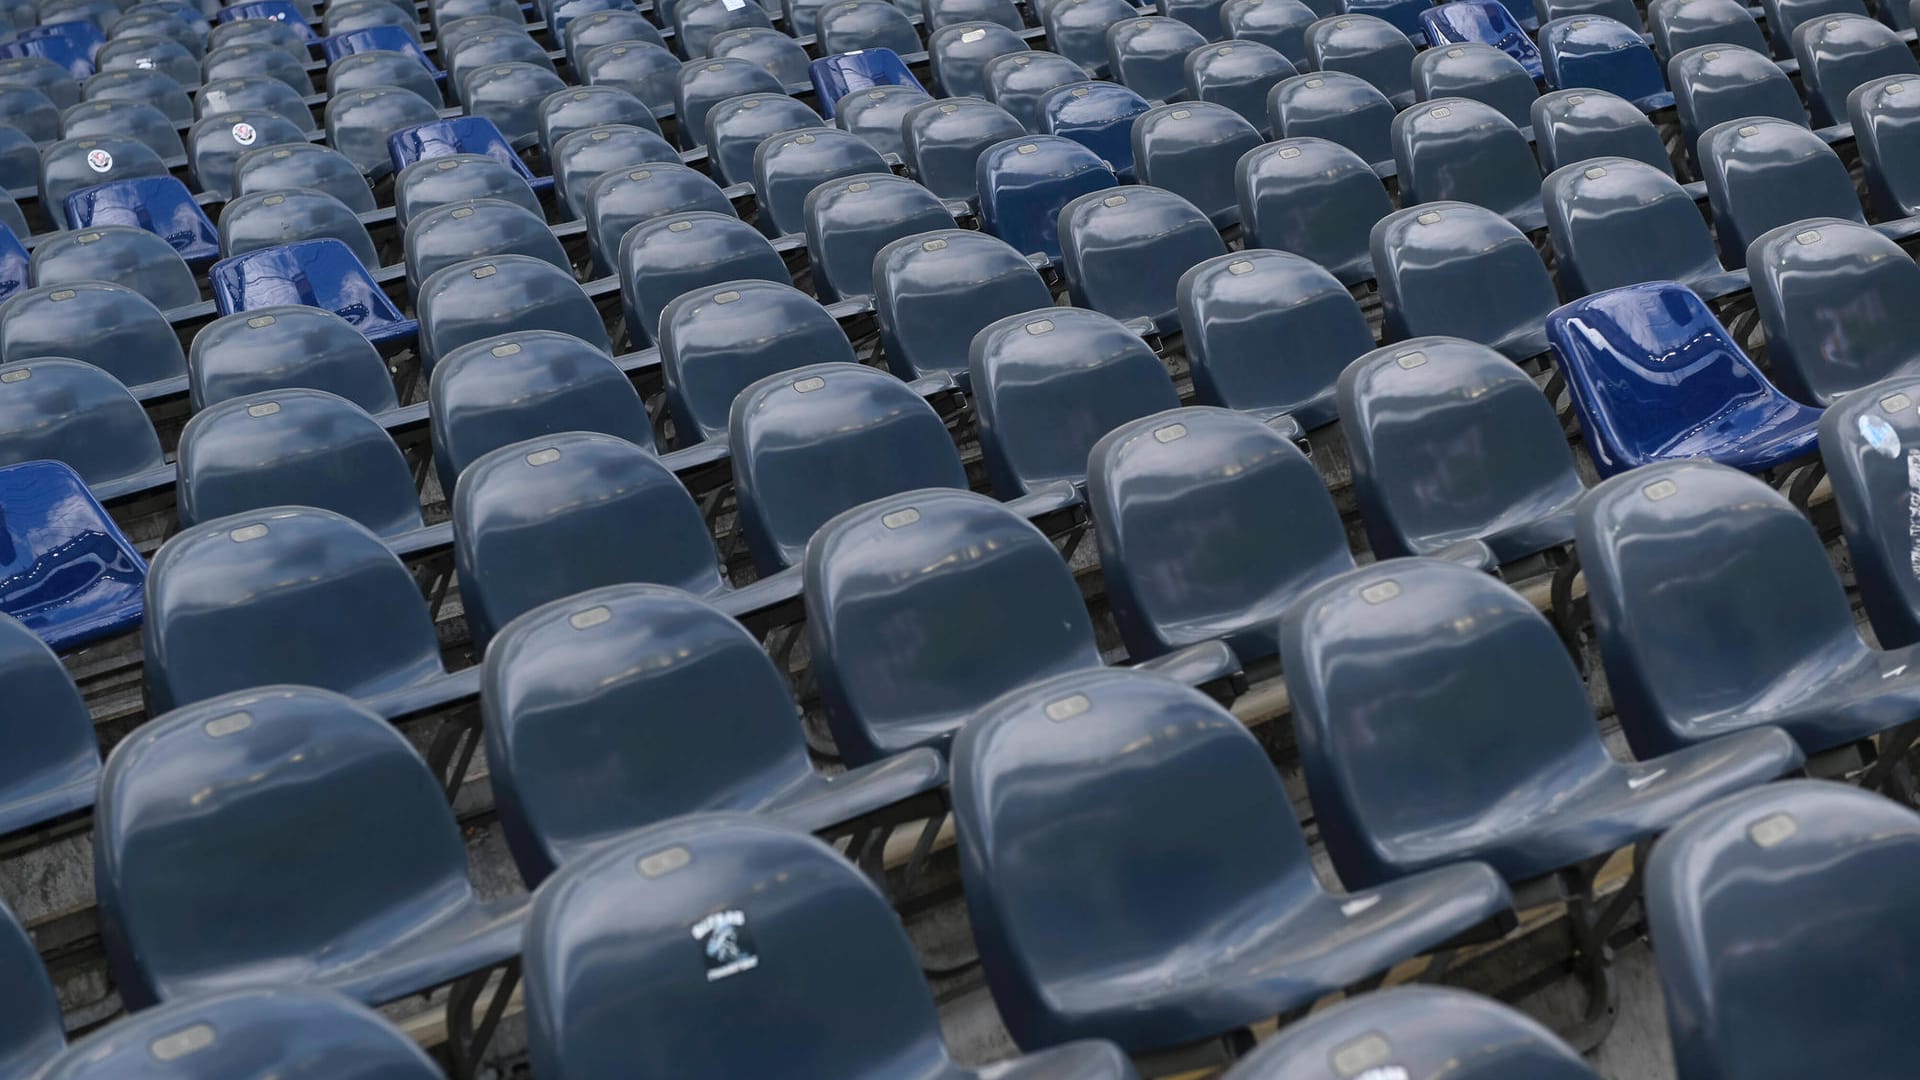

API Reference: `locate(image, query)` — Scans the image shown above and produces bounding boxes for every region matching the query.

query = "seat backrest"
[0,898,62,1079]
[1392,96,1541,222]
[95,686,475,1008]
[177,389,421,536]
[1046,0,1141,74]
[1059,185,1227,332]
[1541,15,1672,109]
[659,279,852,443]
[564,10,667,71]
[330,51,443,108]
[1306,13,1416,104]
[1339,337,1584,560]
[1225,0,1318,63]
[1132,101,1265,226]
[61,98,185,159]
[702,93,822,187]
[1039,80,1152,180]
[30,224,199,311]
[618,211,789,346]
[325,85,449,176]
[677,0,775,56]
[538,84,658,153]
[929,21,1029,98]
[583,163,731,276]
[1651,0,1771,60]
[1669,43,1808,156]
[1420,2,1544,79]
[984,48,1091,129]
[1793,12,1917,124]
[404,196,571,296]
[1530,86,1675,174]
[0,605,102,823]
[187,110,306,197]
[675,57,783,150]
[1819,375,1920,648]
[581,39,681,115]
[454,431,718,642]
[61,174,212,267]
[1268,69,1396,166]
[417,253,609,376]
[930,0,1025,29]
[902,96,1025,202]
[803,172,954,302]
[1750,217,1920,405]
[387,115,541,190]
[818,0,921,54]
[753,126,888,237]
[1237,137,1391,284]
[233,142,378,213]
[806,488,1102,762]
[207,238,409,347]
[550,123,680,222]
[709,25,813,84]
[1371,201,1558,359]
[1090,406,1352,659]
[217,187,379,267]
[834,83,935,159]
[1762,0,1867,55]
[873,227,1052,382]
[810,48,928,116]
[971,306,1183,496]
[0,357,164,490]
[0,280,184,389]
[1646,781,1920,1080]
[976,134,1118,259]
[460,61,568,146]
[0,84,60,142]
[198,74,316,133]
[1543,156,1724,294]
[1184,40,1298,133]
[188,305,397,413]
[1851,73,1920,218]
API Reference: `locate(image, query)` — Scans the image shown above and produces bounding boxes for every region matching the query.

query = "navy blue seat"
[387,115,548,195]
[619,212,788,347]
[1039,81,1152,181]
[210,239,417,351]
[1392,96,1544,230]
[1177,249,1371,427]
[0,898,62,1078]
[524,815,1138,1079]
[952,666,1510,1053]
[1749,218,1920,404]
[1669,43,1808,164]
[1792,12,1915,125]
[326,85,443,177]
[1532,86,1676,173]
[321,24,437,69]
[1059,186,1226,331]
[1307,13,1417,106]
[1267,70,1396,167]
[1547,282,1821,475]
[1422,0,1544,77]
[40,135,167,230]
[1184,40,1296,132]
[1851,73,1920,219]
[484,585,946,883]
[1089,407,1351,661]
[677,0,776,57]
[1131,101,1263,225]
[709,25,813,84]
[35,987,442,1079]
[1372,201,1558,359]
[977,135,1118,260]
[549,122,679,221]
[31,225,198,312]
[233,143,379,213]
[1543,156,1744,296]
[835,83,935,158]
[188,306,398,413]
[188,110,306,197]
[703,93,822,187]
[0,280,185,392]
[972,307,1181,496]
[1820,376,1920,648]
[417,255,608,379]
[0,359,170,500]
[1650,0,1771,61]
[394,153,542,227]
[676,57,783,150]
[874,228,1051,383]
[810,49,928,115]
[60,98,184,158]
[1339,338,1584,564]
[1282,557,1800,885]
[0,459,143,650]
[929,21,1029,98]
[985,49,1092,129]
[1413,41,1538,126]
[0,226,29,309]
[1224,0,1319,62]
[217,188,377,267]
[806,173,955,302]
[659,280,853,443]
[1107,15,1211,100]
[1221,987,1598,1079]
[583,163,731,276]
[753,127,887,237]
[1237,137,1391,284]
[1541,15,1676,111]
[538,86,659,155]
[96,685,527,1006]
[1046,0,1140,76]
[197,74,314,132]
[406,197,570,295]
[581,40,681,116]
[1646,781,1920,1080]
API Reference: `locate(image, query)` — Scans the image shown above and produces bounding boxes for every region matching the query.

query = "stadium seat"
[406,197,571,295]
[1046,0,1141,75]
[618,212,789,346]
[102,37,198,86]
[1040,80,1153,181]
[416,255,608,380]
[0,897,62,1077]
[676,57,784,150]
[1166,0,1232,37]
[1852,74,1920,219]
[0,85,57,142]
[41,135,167,230]
[327,0,424,39]
[1372,202,1558,359]
[217,188,378,267]
[63,176,217,268]
[1669,43,1808,164]
[1344,0,1436,38]
[31,225,198,312]
[61,98,185,159]
[677,0,776,57]
[389,115,547,190]
[709,25,813,84]
[1089,407,1351,661]
[1184,40,1297,132]
[1541,16,1675,111]
[549,122,679,221]
[1761,0,1866,57]
[188,305,399,413]
[1531,86,1676,173]
[394,153,543,228]
[972,307,1182,495]
[1792,12,1915,125]
[1749,218,1920,404]
[951,666,1510,1053]
[1821,376,1920,649]
[1699,116,1866,267]
[1413,42,1539,126]
[1650,0,1771,61]
[1421,1,1544,78]
[1543,157,1746,296]
[96,685,527,1006]
[539,85,660,154]
[233,143,379,213]
[447,41,557,113]
[564,9,668,70]
[930,0,1026,28]
[583,163,732,275]
[1339,338,1585,564]
[929,21,1029,98]
[580,40,681,116]
[873,228,1053,383]
[902,97,1026,202]
[703,93,822,187]
[977,134,1119,260]
[85,69,191,126]
[0,281,185,394]
[1306,13,1417,107]
[1220,987,1600,1079]
[0,460,143,651]
[1645,781,1920,1080]
[754,127,888,237]
[1131,101,1263,225]
[326,85,443,176]
[0,55,80,111]
[523,815,1139,1079]
[1536,0,1642,27]
[197,74,314,133]
[659,280,852,443]
[1224,0,1318,63]
[0,359,169,501]
[1237,137,1391,283]
[0,226,27,307]
[818,0,922,55]
[1392,97,1545,230]
[1267,70,1396,168]
[461,62,569,148]
[188,110,307,197]
[1059,186,1227,330]
[0,128,31,192]
[210,239,417,351]
[834,83,934,157]
[984,49,1092,129]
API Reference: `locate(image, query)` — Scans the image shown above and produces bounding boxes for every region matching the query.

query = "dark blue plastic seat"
[754,126,889,236]
[952,666,1510,1053]
[524,815,1137,1079]
[1793,12,1917,125]
[583,163,732,275]
[1224,0,1318,61]
[1237,137,1391,283]
[233,143,378,213]
[217,188,378,267]
[676,0,775,57]
[0,358,171,501]
[0,280,185,392]
[188,305,398,413]
[809,49,927,117]
[834,82,934,157]
[1422,0,1544,77]
[549,122,678,221]
[0,897,62,1077]
[1413,41,1539,126]
[619,211,788,346]
[1531,86,1675,173]
[40,135,167,230]
[709,25,813,84]
[902,96,1025,201]
[394,152,542,227]
[1547,282,1821,475]
[659,280,851,443]
[1059,186,1226,331]
[1045,0,1140,76]
[416,255,608,380]
[326,85,443,176]
[1038,81,1151,180]
[984,49,1092,128]
[0,460,143,649]
[1650,0,1771,62]
[188,110,306,197]
[1541,15,1676,111]
[1267,70,1396,167]
[1089,407,1351,661]
[210,239,416,350]
[1392,97,1545,229]
[387,115,548,195]
[196,74,314,132]
[1177,249,1372,427]
[971,307,1182,495]
[1749,218,1920,405]
[201,40,311,94]
[703,93,822,186]
[675,56,784,150]
[1851,73,1920,219]
[1107,15,1210,100]
[96,684,527,1006]
[1130,101,1262,225]
[1339,338,1583,564]
[580,40,681,116]
[60,98,183,158]
[804,172,955,302]
[1820,374,1920,647]
[1184,40,1296,132]
[1221,987,1598,1079]
[873,228,1052,382]
[929,21,1029,98]
[321,24,440,72]
[1307,13,1417,106]
[538,84,660,153]
[1699,116,1864,267]
[0,30,95,81]
[1543,156,1745,296]
[31,225,198,312]
[818,0,921,55]
[405,197,570,295]
[1372,201,1558,358]
[977,134,1118,259]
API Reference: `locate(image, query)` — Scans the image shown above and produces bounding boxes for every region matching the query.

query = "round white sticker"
[85,148,112,173]
[231,122,257,147]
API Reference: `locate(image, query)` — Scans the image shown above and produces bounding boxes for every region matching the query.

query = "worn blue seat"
[60,98,184,158]
[1372,202,1558,359]
[1650,0,1770,61]
[753,127,887,237]
[1039,81,1152,180]
[1749,218,1920,404]
[387,115,549,194]
[818,0,922,55]
[952,666,1510,1053]
[710,25,813,84]
[1107,15,1210,99]
[1267,70,1397,167]
[1544,156,1745,296]
[874,228,1051,383]
[538,85,660,155]
[210,239,417,350]
[96,685,526,1007]
[1541,16,1676,111]
[326,85,443,176]
[582,163,731,276]
[675,56,783,150]
[31,225,199,312]
[676,0,775,57]
[405,197,570,296]
[1222,988,1598,1079]
[810,49,927,117]
[1422,1,1544,77]
[1184,41,1296,133]
[619,212,788,347]
[0,281,185,393]
[416,256,608,382]
[1307,13,1417,106]
[902,96,1025,201]
[217,188,378,268]
[806,172,956,302]
[1669,43,1808,164]
[0,30,94,80]
[1059,186,1226,331]
[985,49,1092,128]
[1339,338,1584,565]
[580,40,680,116]
[0,359,170,500]
[929,21,1028,98]
[703,93,822,187]
[1131,101,1262,225]
[1413,42,1539,126]
[1393,96,1544,229]
[0,898,62,1077]
[188,110,306,197]
[1793,12,1915,125]
[1821,376,1920,648]
[977,135,1118,259]
[549,122,678,221]
[524,815,1138,1079]
[394,153,542,228]
[40,135,167,230]
[1046,0,1140,75]
[233,143,378,213]
[835,83,934,159]
[1224,0,1318,62]
[1090,407,1351,661]
[1548,282,1821,475]
[659,280,851,444]
[1238,137,1391,283]
[197,74,314,133]
[1284,557,1800,885]
[1532,87,1675,173]
[327,0,424,40]
[485,586,946,883]
[1851,73,1920,218]
[322,24,440,69]
[189,306,397,413]
[1646,781,1920,1080]
[0,459,143,650]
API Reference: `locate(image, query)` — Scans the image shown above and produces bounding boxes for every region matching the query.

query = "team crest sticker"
[692,909,757,982]
[85,148,112,173]
[231,122,257,147]
[1860,413,1902,459]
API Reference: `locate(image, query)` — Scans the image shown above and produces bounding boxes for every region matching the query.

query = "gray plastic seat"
[1850,73,1920,219]
[929,0,1026,29]
[1698,115,1864,267]
[405,197,572,296]
[619,211,789,346]
[188,111,307,198]
[102,36,200,87]
[1307,13,1417,107]
[709,26,814,85]
[326,86,443,177]
[418,255,611,378]
[1059,186,1227,331]
[196,75,315,133]
[835,84,934,158]
[217,188,379,266]
[31,225,198,311]
[41,136,168,230]
[1670,43,1809,163]
[1544,156,1745,297]
[188,305,398,413]
[0,56,79,111]
[1131,101,1263,226]
[1107,15,1211,100]
[1225,0,1319,63]
[0,85,62,142]
[550,122,679,221]
[1413,42,1539,126]
[658,279,853,443]
[59,98,183,159]
[985,49,1092,129]
[462,62,568,148]
[447,37,557,110]
[929,21,1029,98]
[1793,11,1918,126]
[0,281,185,391]
[1372,201,1557,359]
[233,143,378,213]
[874,228,1054,382]
[818,0,923,54]
[0,127,35,191]
[205,16,310,61]
[1531,86,1677,174]
[901,96,1025,201]
[676,0,776,57]
[1749,218,1920,404]
[83,67,193,123]
[1184,40,1297,133]
[1393,97,1544,230]
[581,40,681,116]
[703,93,823,186]
[565,10,668,72]
[1761,0,1866,57]
[0,358,171,500]
[201,40,313,93]
[1237,136,1391,284]
[325,55,440,110]
[1267,69,1396,167]
[754,126,890,236]
[538,85,660,155]
[675,57,784,150]
[1650,0,1770,62]
[393,152,541,227]
[1047,0,1143,76]
[803,172,955,301]
[584,162,734,275]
